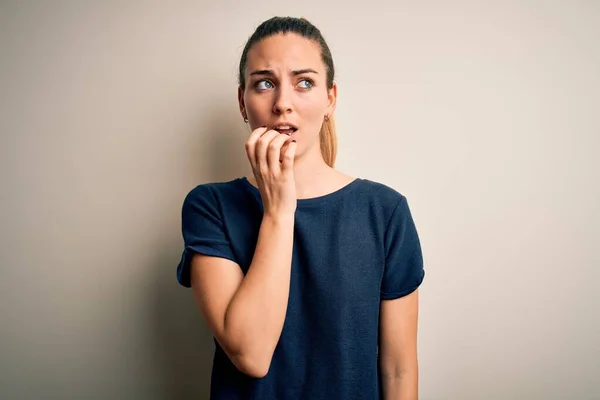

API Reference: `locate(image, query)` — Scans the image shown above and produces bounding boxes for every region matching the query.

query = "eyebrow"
[249,68,319,76]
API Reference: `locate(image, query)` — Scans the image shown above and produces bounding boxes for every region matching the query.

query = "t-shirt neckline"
[239,176,362,207]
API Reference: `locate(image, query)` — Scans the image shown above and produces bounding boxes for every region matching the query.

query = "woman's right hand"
[245,127,298,218]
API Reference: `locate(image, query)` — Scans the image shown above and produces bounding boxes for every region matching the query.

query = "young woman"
[177,16,425,399]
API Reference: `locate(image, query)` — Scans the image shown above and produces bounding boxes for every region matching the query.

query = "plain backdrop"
[1,1,598,399]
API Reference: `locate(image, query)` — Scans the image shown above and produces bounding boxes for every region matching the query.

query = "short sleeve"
[176,185,236,288]
[381,196,425,300]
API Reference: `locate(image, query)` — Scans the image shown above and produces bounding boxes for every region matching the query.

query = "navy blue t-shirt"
[177,176,424,399]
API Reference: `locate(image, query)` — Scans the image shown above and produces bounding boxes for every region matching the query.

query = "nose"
[272,86,293,115]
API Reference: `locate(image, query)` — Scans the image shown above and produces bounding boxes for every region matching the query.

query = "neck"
[291,146,334,199]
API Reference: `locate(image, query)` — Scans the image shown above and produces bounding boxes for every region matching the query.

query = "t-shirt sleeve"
[176,185,236,288]
[381,195,425,300]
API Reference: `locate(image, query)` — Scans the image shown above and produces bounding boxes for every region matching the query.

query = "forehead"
[246,33,324,72]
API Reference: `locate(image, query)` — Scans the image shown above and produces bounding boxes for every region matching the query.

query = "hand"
[245,127,298,217]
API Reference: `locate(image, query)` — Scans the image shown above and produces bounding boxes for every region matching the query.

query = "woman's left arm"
[379,288,420,400]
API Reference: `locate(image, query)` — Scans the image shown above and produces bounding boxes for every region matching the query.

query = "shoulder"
[182,178,247,205]
[355,178,422,230]
[180,179,253,220]
[343,177,415,232]
[357,178,407,209]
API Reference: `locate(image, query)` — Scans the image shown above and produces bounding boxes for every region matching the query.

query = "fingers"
[245,127,270,171]
[254,130,281,170]
[245,127,296,176]
[280,139,297,173]
[267,134,294,170]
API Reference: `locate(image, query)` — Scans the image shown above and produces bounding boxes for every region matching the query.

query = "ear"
[325,81,338,117]
[238,86,246,119]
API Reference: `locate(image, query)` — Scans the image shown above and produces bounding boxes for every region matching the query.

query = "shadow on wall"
[149,106,249,399]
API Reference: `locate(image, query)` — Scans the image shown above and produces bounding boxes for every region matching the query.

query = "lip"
[271,122,298,132]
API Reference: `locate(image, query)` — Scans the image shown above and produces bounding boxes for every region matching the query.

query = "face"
[238,33,337,159]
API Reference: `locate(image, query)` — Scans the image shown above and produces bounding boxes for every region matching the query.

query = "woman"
[177,16,425,399]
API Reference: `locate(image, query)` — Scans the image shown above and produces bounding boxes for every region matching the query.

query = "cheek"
[296,95,327,124]
[244,94,271,118]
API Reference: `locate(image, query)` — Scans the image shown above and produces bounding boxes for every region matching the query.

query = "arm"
[190,213,294,378]
[379,288,420,400]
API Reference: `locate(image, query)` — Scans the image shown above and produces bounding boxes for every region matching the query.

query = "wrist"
[263,212,295,225]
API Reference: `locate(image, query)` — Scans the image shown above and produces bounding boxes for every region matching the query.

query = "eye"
[298,78,314,89]
[255,80,273,91]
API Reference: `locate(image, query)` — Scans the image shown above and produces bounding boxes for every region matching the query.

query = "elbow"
[381,366,415,381]
[223,337,274,378]
[380,356,419,380]
[231,351,272,378]
[220,318,276,378]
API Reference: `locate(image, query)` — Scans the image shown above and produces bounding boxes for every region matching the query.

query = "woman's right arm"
[190,213,293,378]
[190,127,297,378]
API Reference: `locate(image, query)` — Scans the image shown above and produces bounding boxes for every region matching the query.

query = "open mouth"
[273,124,298,135]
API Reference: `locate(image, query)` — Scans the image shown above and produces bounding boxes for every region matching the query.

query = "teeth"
[277,126,292,130]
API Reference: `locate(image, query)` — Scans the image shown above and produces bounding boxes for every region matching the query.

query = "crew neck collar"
[239,176,362,207]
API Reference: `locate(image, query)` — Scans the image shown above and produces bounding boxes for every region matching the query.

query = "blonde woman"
[177,16,425,400]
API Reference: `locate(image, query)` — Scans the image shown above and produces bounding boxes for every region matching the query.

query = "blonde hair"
[320,116,337,167]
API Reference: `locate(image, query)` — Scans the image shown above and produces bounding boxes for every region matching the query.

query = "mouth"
[272,123,298,135]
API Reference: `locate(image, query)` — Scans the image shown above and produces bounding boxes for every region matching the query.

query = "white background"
[1,1,598,398]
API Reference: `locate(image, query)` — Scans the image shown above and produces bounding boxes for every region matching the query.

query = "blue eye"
[255,80,273,90]
[298,79,313,89]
